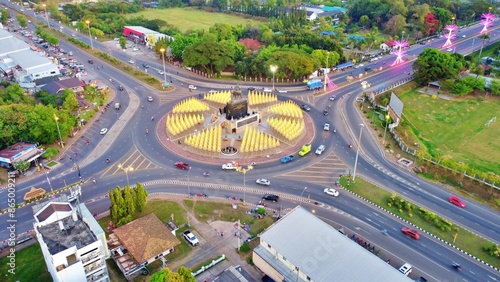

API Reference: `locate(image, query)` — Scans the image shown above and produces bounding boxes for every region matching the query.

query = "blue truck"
[281,155,295,164]
[307,79,323,90]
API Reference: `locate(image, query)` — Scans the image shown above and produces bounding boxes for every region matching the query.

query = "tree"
[490,79,500,95]
[150,267,194,282]
[183,36,236,74]
[477,33,490,61]
[359,15,370,29]
[119,36,126,49]
[123,185,135,215]
[413,48,464,85]
[13,160,30,174]
[61,89,79,111]
[423,13,439,37]
[0,9,8,24]
[432,7,453,32]
[384,15,406,36]
[134,182,148,212]
[17,14,27,28]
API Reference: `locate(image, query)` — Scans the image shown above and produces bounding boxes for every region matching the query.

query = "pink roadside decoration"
[442,24,458,48]
[480,12,495,33]
[391,40,409,66]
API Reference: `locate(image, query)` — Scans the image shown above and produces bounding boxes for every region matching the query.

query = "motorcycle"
[145,129,149,134]
[452,263,462,271]
[348,143,353,148]
[333,129,337,133]
[105,158,110,163]
[203,171,210,177]
[151,116,154,121]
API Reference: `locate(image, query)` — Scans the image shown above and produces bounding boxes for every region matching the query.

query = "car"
[157,70,164,75]
[128,59,135,64]
[174,162,190,170]
[118,85,124,91]
[183,230,199,246]
[298,144,312,156]
[188,85,197,90]
[329,96,335,101]
[401,227,420,240]
[222,163,238,170]
[449,195,466,208]
[248,87,256,91]
[462,35,466,38]
[87,59,94,64]
[447,48,453,52]
[301,104,311,112]
[132,47,139,51]
[364,67,372,72]
[281,155,295,164]
[323,122,330,131]
[142,63,149,68]
[315,144,325,155]
[262,194,279,202]
[263,88,273,93]
[208,90,217,93]
[100,128,108,135]
[277,89,288,93]
[256,179,271,186]
[324,188,339,197]
[147,96,153,102]
[323,110,328,116]
[419,41,426,45]
[398,263,413,276]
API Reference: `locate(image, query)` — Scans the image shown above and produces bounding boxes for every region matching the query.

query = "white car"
[324,188,339,197]
[147,96,153,102]
[188,85,197,90]
[208,90,217,93]
[446,48,453,52]
[256,179,271,186]
[277,89,288,93]
[100,128,108,135]
[222,163,237,170]
[323,122,330,131]
[183,230,199,246]
[315,144,325,155]
[128,59,135,64]
[462,35,466,38]
[329,96,335,101]
[157,70,164,75]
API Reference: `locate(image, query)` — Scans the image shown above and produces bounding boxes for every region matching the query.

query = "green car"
[298,144,312,156]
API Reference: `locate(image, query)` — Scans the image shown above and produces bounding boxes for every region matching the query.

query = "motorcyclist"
[151,116,154,121]
[106,158,110,163]
[146,129,149,134]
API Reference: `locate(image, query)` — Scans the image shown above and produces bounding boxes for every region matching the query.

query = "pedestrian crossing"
[289,94,315,104]
[100,148,160,178]
[277,152,348,186]
[158,90,195,103]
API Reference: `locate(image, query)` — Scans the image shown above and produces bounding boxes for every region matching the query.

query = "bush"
[67,37,90,49]
[42,147,59,158]
[240,242,251,252]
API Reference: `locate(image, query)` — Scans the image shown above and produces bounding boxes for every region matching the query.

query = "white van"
[115,103,121,110]
[398,263,412,276]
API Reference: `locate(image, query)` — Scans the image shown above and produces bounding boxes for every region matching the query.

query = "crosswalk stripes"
[277,152,348,186]
[290,94,315,104]
[100,148,160,178]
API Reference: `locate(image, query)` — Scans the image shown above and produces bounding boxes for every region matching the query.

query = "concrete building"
[32,197,110,282]
[123,26,173,48]
[0,141,44,169]
[0,28,60,88]
[253,206,412,282]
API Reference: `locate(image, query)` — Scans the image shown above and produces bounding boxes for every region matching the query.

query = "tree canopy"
[412,48,466,85]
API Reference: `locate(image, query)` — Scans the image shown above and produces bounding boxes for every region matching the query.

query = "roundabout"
[156,86,316,165]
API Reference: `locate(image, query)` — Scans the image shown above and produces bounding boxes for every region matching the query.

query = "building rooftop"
[9,50,53,71]
[0,141,38,160]
[124,26,160,35]
[214,265,252,282]
[112,214,180,264]
[35,203,97,255]
[0,35,30,56]
[259,206,411,282]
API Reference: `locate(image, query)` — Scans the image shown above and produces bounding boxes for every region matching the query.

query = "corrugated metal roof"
[0,36,30,56]
[9,50,52,69]
[124,26,159,35]
[260,206,412,282]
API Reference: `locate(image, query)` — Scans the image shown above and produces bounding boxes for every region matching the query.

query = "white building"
[0,28,60,88]
[32,196,110,282]
[253,206,413,282]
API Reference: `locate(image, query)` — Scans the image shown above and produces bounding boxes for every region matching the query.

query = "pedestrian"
[221,231,224,237]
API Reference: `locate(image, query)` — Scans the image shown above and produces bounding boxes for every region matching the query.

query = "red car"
[449,195,466,208]
[401,227,420,240]
[174,162,190,170]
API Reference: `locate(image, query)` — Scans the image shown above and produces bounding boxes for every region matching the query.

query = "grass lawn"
[125,8,265,33]
[341,177,500,268]
[0,244,51,282]
[398,91,500,175]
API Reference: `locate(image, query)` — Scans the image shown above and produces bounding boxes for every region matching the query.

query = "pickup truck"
[183,230,199,246]
[298,144,312,156]
[281,155,295,164]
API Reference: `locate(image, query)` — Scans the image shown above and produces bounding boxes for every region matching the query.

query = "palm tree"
[478,33,490,61]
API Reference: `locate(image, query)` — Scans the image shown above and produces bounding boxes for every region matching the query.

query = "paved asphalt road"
[1,2,500,280]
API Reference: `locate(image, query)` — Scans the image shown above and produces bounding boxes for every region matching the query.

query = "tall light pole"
[42,4,50,28]
[270,65,277,91]
[187,167,191,196]
[352,124,364,182]
[383,114,390,144]
[300,187,307,197]
[54,114,64,148]
[85,20,93,50]
[160,47,167,86]
[118,164,133,186]
[40,164,54,193]
[69,157,83,183]
[235,163,254,205]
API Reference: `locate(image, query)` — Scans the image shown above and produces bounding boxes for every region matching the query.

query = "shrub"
[42,147,59,158]
[239,242,251,252]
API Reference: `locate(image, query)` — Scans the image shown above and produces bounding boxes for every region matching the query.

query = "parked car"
[323,188,339,197]
[256,179,271,186]
[323,122,330,131]
[401,227,420,240]
[174,162,190,170]
[262,194,279,202]
[183,230,199,246]
[301,104,311,112]
[100,128,108,135]
[449,195,466,208]
[281,155,295,164]
[222,163,237,170]
[398,263,412,276]
[188,85,197,90]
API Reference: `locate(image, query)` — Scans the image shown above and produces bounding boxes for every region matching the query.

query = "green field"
[399,91,500,175]
[125,8,265,33]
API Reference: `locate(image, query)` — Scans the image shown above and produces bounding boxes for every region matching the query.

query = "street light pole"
[40,164,54,193]
[352,124,365,182]
[383,114,390,144]
[160,48,167,86]
[270,65,277,90]
[118,164,133,186]
[42,4,50,28]
[69,157,83,183]
[53,114,64,148]
[187,167,191,196]
[300,187,307,197]
[85,20,93,50]
[236,163,254,206]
